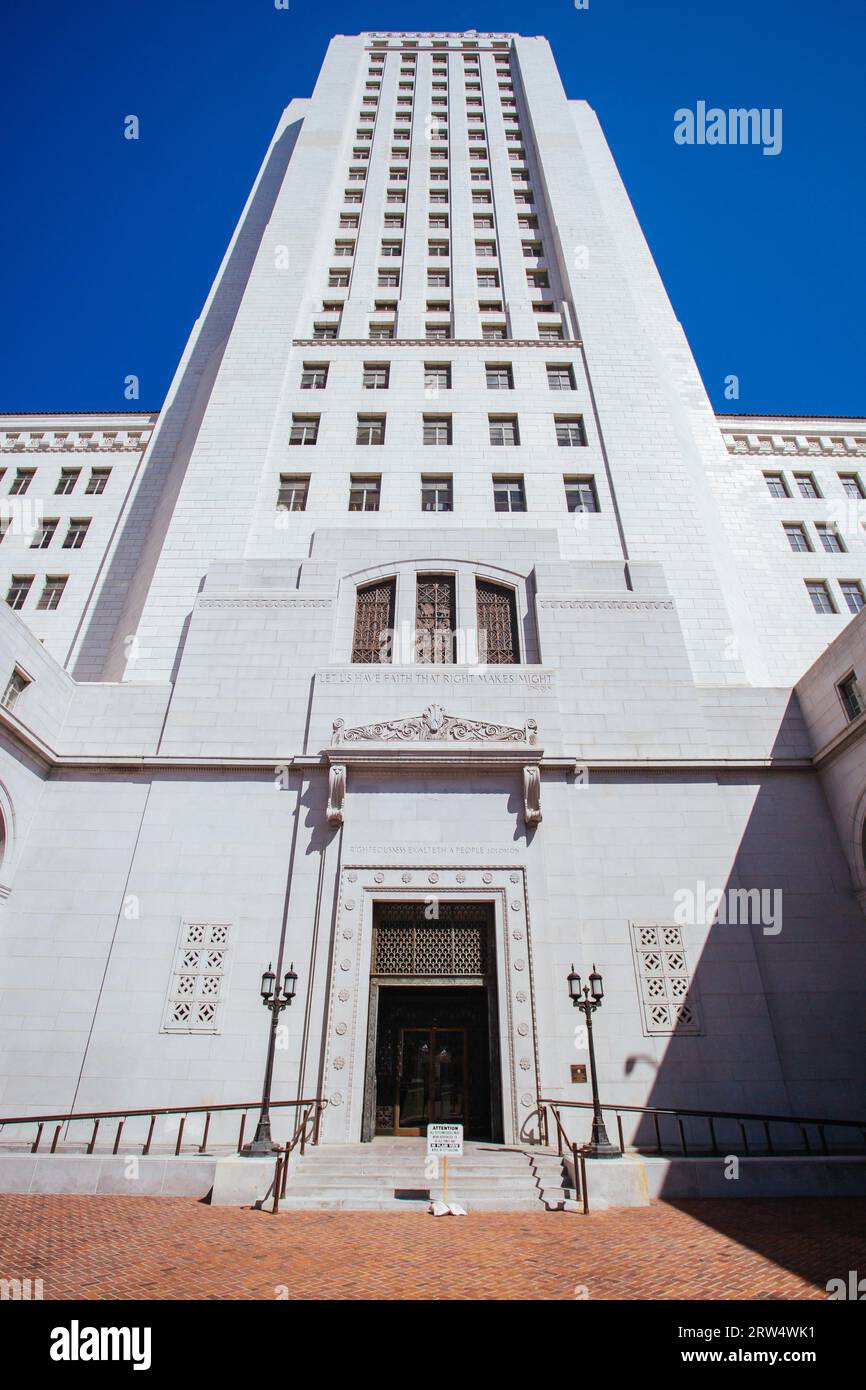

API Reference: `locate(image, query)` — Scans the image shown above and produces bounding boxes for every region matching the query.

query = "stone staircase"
[278,1138,581,1212]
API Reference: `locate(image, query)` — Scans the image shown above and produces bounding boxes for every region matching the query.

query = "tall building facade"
[1,32,865,1148]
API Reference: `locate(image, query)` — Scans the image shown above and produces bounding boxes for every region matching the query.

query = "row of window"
[289,413,586,447]
[339,189,536,211]
[277,473,599,514]
[6,574,67,611]
[331,265,545,288]
[352,575,520,665]
[783,521,848,554]
[300,362,576,391]
[334,237,544,259]
[806,579,864,615]
[5,467,110,497]
[311,320,564,342]
[765,470,863,500]
[1,517,91,550]
[320,297,555,317]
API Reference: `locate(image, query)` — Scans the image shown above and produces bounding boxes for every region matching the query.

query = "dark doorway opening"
[361,901,501,1141]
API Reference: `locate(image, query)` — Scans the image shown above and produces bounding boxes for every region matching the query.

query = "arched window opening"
[352,579,396,664]
[476,580,519,664]
[415,574,455,664]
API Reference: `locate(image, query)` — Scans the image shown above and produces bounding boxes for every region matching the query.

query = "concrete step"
[280,1141,578,1212]
[277,1194,547,1212]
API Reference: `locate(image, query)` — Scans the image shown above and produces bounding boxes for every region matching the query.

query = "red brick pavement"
[1,1195,863,1300]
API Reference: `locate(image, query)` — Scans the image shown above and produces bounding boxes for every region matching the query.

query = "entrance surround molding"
[324,707,547,827]
[320,866,542,1147]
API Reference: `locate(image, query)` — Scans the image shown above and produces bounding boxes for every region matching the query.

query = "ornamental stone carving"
[327,764,346,826]
[523,766,542,826]
[332,704,537,745]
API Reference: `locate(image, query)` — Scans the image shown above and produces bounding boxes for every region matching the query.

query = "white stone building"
[0,31,865,1152]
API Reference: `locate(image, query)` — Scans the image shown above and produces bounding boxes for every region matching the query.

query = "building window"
[795,473,821,499]
[381,240,402,258]
[425,323,451,341]
[301,363,328,389]
[423,416,452,445]
[162,921,231,1033]
[816,522,845,553]
[837,671,865,722]
[421,474,453,513]
[783,523,812,552]
[554,416,586,447]
[36,575,68,611]
[349,475,381,512]
[564,476,599,513]
[806,580,836,614]
[290,415,319,446]
[485,364,513,390]
[841,580,866,614]
[477,271,499,288]
[369,322,395,340]
[85,468,111,494]
[362,364,390,390]
[356,415,386,446]
[10,470,35,495]
[538,324,564,341]
[352,578,395,663]
[476,580,519,664]
[840,473,865,499]
[475,240,497,258]
[63,518,91,550]
[30,518,58,549]
[334,240,355,257]
[415,574,456,664]
[424,363,451,393]
[764,472,790,498]
[489,416,519,447]
[312,323,338,340]
[428,240,449,257]
[1,666,30,712]
[482,323,506,341]
[547,364,575,390]
[277,475,309,512]
[6,575,33,610]
[428,270,449,288]
[493,475,526,512]
[378,270,400,287]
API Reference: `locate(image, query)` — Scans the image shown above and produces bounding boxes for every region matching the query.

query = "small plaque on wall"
[570,1064,587,1084]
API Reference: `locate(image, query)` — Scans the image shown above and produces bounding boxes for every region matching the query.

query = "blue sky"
[2,0,863,415]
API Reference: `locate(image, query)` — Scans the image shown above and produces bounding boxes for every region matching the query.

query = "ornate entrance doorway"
[362,902,502,1141]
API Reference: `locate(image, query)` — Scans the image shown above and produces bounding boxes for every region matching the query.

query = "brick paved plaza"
[2,1195,864,1300]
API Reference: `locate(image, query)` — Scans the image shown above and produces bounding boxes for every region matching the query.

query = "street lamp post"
[243,962,298,1155]
[567,963,621,1158]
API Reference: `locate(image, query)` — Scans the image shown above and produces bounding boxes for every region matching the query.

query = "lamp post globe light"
[243,962,298,1156]
[568,963,621,1158]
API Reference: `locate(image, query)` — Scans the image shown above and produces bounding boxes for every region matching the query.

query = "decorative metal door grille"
[352,578,395,664]
[630,925,700,1035]
[162,921,231,1032]
[476,581,519,665]
[415,574,455,664]
[373,902,492,977]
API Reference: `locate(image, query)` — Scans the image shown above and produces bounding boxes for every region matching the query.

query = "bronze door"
[396,1026,467,1135]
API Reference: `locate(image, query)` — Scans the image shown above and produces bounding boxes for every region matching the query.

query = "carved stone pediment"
[332,704,537,746]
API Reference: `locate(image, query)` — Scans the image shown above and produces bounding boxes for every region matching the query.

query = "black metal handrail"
[271,1101,326,1214]
[0,1098,325,1158]
[546,1104,589,1214]
[538,1096,866,1158]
